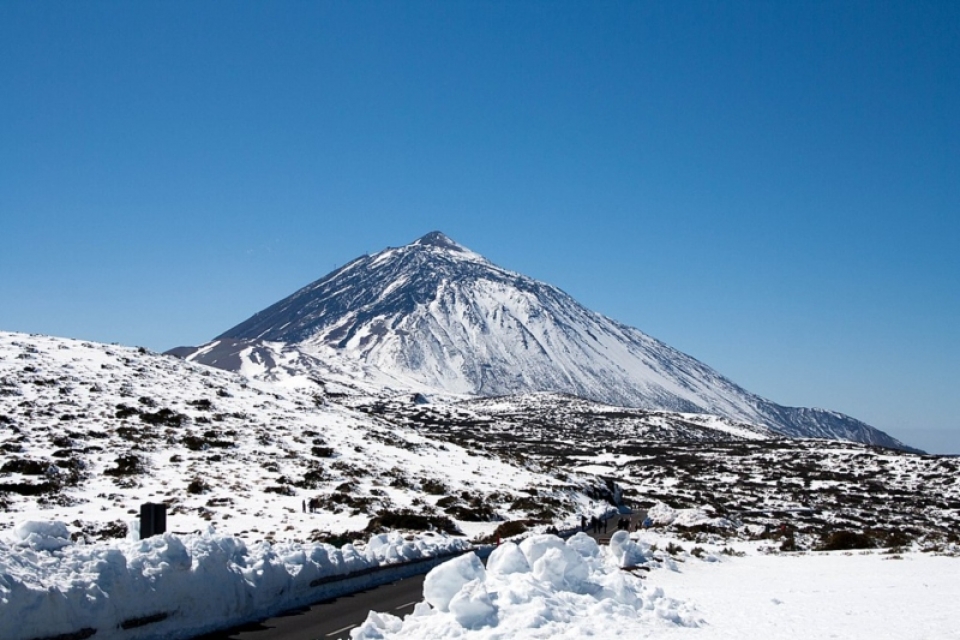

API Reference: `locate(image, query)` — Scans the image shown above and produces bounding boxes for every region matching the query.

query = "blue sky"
[1,1,957,453]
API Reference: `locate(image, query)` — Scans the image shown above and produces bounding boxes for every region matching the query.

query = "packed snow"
[0,521,470,640]
[3,520,958,640]
[352,532,700,639]
[352,532,960,640]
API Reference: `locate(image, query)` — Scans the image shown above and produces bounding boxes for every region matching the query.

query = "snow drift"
[351,532,699,639]
[0,521,470,640]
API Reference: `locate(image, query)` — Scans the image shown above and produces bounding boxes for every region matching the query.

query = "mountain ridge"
[187,232,914,451]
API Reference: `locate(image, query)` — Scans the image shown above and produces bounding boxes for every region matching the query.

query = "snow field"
[354,529,960,640]
[644,546,960,639]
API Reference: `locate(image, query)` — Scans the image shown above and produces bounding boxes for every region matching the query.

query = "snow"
[0,523,470,640]
[644,547,960,639]
[207,232,910,450]
[352,532,700,639]
[423,551,486,612]
[0,331,607,543]
[5,521,958,640]
[646,502,734,529]
[353,534,960,640]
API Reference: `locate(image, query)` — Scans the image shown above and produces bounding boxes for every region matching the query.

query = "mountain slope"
[0,331,609,541]
[200,232,911,450]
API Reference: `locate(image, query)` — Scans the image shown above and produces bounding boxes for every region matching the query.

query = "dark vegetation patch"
[139,408,186,427]
[420,478,448,495]
[294,466,330,489]
[103,454,144,476]
[365,510,461,535]
[820,530,876,551]
[187,477,210,494]
[182,431,234,451]
[264,484,297,496]
[2,457,50,475]
[187,398,213,411]
[70,519,128,542]
[310,491,377,515]
[475,520,531,544]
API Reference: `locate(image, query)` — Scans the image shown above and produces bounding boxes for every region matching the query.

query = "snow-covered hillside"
[179,231,912,451]
[0,331,611,542]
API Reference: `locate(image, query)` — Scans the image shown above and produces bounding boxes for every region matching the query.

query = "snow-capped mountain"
[178,231,912,451]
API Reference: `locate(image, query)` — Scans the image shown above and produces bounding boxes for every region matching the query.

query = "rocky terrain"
[2,330,956,553]
[0,331,614,544]
[358,392,960,551]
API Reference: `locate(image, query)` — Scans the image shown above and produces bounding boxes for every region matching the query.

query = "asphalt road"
[196,573,427,640]
[194,509,646,640]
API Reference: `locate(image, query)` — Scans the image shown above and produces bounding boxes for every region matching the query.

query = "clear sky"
[1,2,957,453]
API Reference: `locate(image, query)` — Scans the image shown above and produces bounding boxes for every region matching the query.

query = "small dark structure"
[140,502,167,539]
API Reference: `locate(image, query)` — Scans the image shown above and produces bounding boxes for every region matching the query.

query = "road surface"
[195,573,427,640]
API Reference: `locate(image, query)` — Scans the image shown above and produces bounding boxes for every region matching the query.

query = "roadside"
[195,574,428,640]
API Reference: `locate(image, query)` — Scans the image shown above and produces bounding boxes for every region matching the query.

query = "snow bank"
[0,522,469,640]
[351,533,699,639]
[646,501,732,528]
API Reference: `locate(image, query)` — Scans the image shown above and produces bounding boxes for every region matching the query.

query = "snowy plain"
[644,548,960,640]
[352,532,960,640]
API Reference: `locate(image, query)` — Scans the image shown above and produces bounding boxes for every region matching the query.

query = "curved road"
[195,510,644,640]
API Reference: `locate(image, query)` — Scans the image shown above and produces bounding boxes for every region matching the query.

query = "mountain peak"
[411,231,466,252]
[208,233,911,452]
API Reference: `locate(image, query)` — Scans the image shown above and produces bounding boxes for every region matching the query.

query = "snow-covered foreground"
[3,521,958,640]
[645,548,960,639]
[354,533,960,640]
[352,531,700,639]
[0,521,470,640]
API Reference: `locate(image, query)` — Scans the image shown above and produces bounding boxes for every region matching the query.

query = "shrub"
[444,503,498,522]
[1,458,49,475]
[140,408,186,427]
[365,510,460,535]
[295,466,329,489]
[104,454,144,476]
[820,530,875,551]
[187,477,209,494]
[187,399,213,411]
[264,484,296,496]
[421,478,448,495]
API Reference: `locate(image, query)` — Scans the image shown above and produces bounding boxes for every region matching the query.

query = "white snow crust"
[353,533,960,640]
[0,523,469,640]
[352,533,699,639]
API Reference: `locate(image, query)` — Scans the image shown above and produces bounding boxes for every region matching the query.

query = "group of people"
[580,513,640,534]
[580,514,612,533]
